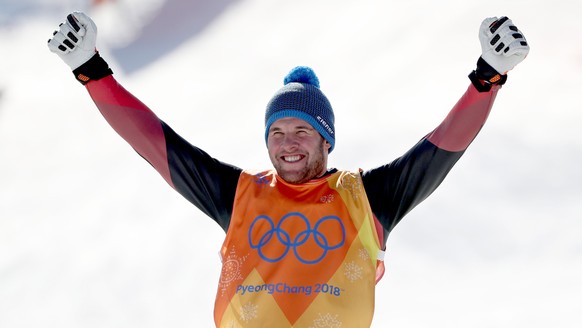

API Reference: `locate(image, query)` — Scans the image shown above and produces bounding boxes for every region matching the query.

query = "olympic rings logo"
[248,212,346,264]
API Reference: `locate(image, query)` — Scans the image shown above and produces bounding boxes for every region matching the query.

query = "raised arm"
[427,16,529,151]
[48,12,242,230]
[364,16,529,235]
[86,75,173,184]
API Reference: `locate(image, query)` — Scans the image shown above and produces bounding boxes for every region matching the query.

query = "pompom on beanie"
[264,66,335,152]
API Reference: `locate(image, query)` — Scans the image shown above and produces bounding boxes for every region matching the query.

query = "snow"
[1,0,581,327]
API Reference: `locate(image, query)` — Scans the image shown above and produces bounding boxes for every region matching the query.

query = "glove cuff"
[72,52,113,85]
[469,57,507,92]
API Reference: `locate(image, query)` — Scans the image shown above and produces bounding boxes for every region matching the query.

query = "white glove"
[47,12,98,70]
[479,16,529,74]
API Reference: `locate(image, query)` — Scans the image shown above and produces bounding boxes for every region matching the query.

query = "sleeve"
[363,83,499,237]
[85,75,241,231]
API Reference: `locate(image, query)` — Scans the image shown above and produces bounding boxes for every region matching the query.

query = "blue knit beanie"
[265,66,335,152]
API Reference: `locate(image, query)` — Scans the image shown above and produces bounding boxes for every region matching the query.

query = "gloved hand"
[479,16,529,75]
[47,12,98,70]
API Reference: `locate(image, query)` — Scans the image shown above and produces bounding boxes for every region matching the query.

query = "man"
[48,12,528,327]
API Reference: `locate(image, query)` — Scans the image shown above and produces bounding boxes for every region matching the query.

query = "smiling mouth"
[282,155,304,163]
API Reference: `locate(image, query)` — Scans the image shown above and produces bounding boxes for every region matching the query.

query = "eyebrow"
[296,125,314,130]
[269,125,314,132]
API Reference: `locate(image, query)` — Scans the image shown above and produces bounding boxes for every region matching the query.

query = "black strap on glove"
[469,57,507,92]
[72,52,113,85]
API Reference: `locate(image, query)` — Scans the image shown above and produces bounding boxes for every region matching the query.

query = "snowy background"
[1,0,581,327]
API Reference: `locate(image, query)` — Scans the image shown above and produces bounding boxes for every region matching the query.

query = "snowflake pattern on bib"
[219,246,248,296]
[338,172,363,201]
[344,261,364,282]
[240,302,258,322]
[309,313,342,328]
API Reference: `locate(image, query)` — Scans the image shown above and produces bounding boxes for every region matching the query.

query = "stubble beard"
[275,140,327,185]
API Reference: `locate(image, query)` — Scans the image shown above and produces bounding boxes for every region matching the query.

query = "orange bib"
[214,170,383,327]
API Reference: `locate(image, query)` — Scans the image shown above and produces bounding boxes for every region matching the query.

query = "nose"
[281,134,299,151]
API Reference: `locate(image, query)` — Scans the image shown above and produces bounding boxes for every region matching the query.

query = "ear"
[324,140,332,153]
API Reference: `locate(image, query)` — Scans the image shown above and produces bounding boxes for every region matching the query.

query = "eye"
[297,129,310,136]
[270,130,284,138]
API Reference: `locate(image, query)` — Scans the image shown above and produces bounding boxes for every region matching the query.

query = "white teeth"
[283,155,301,162]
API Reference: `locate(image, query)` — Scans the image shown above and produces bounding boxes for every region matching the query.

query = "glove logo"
[77,74,90,82]
[248,212,346,265]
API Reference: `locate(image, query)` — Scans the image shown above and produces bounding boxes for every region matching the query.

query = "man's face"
[267,117,331,184]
